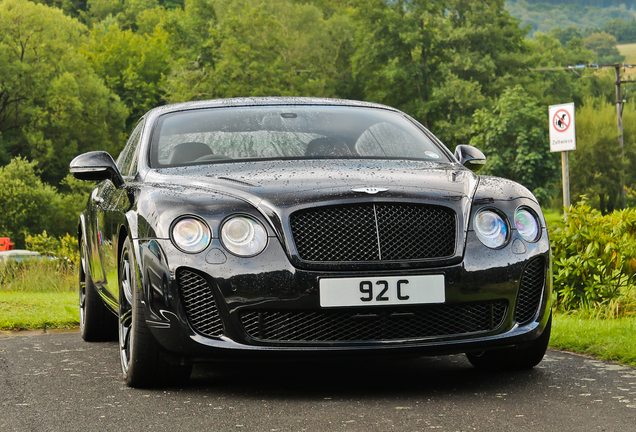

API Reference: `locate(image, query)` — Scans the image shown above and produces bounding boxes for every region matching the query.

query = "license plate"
[319,275,445,308]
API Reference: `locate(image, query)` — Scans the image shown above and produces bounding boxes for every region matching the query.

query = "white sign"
[549,103,576,152]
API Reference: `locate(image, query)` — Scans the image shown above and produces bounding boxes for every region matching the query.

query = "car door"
[91,120,144,308]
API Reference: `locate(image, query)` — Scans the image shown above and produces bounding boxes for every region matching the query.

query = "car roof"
[144,97,401,119]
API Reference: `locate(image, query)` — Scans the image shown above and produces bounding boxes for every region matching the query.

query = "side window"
[116,120,145,177]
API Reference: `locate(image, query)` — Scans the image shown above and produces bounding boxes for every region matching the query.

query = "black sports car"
[70,97,552,387]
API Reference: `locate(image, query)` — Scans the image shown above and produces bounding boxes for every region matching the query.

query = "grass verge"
[1,259,75,292]
[542,208,564,230]
[0,292,79,330]
[618,43,636,63]
[550,314,636,367]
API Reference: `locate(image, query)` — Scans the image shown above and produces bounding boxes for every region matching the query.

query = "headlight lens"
[475,210,508,249]
[171,217,211,253]
[221,216,267,257]
[515,208,540,242]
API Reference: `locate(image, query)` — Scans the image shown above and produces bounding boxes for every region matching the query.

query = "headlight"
[221,216,267,257]
[515,208,540,242]
[171,217,211,253]
[474,210,508,249]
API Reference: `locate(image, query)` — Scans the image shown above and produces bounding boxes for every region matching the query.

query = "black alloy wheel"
[119,237,192,387]
[79,239,116,342]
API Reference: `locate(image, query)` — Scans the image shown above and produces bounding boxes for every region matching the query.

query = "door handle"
[92,196,104,204]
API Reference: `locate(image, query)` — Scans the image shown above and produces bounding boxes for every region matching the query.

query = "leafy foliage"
[507,0,636,37]
[83,19,171,128]
[0,158,60,248]
[600,17,636,44]
[163,0,352,101]
[0,0,128,184]
[582,31,624,63]
[25,232,79,267]
[551,200,636,315]
[351,0,528,145]
[570,98,621,213]
[569,97,636,213]
[470,86,559,204]
[0,158,89,248]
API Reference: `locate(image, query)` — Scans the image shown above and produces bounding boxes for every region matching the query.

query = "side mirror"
[70,151,125,189]
[454,145,486,173]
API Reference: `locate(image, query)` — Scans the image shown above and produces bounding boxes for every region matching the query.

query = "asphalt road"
[1,331,635,432]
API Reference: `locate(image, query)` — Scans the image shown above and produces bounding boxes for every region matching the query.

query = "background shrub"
[25,232,79,268]
[0,157,91,249]
[551,200,636,316]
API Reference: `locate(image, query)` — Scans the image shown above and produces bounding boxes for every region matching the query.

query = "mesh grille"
[290,203,456,262]
[177,269,224,338]
[514,257,546,324]
[240,301,507,343]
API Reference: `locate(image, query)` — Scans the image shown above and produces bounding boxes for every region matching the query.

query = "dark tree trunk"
[600,193,607,215]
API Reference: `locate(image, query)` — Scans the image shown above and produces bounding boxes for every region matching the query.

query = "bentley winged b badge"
[351,187,389,195]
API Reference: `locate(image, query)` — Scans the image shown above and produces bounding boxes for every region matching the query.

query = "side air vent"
[515,257,546,324]
[176,269,224,338]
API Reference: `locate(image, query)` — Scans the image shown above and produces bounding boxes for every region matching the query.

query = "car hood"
[144,159,478,209]
[140,159,482,270]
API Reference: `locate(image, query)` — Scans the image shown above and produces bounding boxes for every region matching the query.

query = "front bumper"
[136,229,552,361]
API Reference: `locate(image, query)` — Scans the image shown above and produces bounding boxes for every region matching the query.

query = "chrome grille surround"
[289,203,456,262]
[514,257,546,324]
[176,269,224,338]
[240,301,507,343]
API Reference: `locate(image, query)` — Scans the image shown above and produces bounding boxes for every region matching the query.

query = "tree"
[0,157,91,248]
[550,26,582,45]
[601,18,636,44]
[470,86,559,204]
[163,0,354,102]
[520,32,597,109]
[0,158,58,248]
[83,19,171,128]
[350,0,528,145]
[0,0,128,185]
[570,97,636,214]
[583,31,624,64]
[84,0,167,30]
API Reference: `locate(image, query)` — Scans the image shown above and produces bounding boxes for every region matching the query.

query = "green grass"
[0,292,79,330]
[550,314,636,367]
[1,260,79,330]
[542,208,564,229]
[618,43,636,64]
[0,259,75,292]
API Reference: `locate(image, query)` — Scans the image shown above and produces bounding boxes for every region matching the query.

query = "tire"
[79,241,117,342]
[118,238,192,388]
[466,313,552,371]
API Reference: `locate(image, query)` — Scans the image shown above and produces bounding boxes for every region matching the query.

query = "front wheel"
[466,314,552,371]
[119,237,192,387]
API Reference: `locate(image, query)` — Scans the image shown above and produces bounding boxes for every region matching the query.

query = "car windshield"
[149,105,450,167]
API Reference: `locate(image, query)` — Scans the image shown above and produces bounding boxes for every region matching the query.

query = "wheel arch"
[117,216,146,304]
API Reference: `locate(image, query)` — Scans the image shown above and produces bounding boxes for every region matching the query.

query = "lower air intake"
[241,301,507,343]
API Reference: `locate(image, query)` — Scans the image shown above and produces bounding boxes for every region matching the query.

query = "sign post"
[549,103,576,216]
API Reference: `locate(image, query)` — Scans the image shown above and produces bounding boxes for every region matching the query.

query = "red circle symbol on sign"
[553,109,571,132]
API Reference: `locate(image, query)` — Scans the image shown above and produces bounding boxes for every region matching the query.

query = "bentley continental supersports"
[70,97,552,387]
